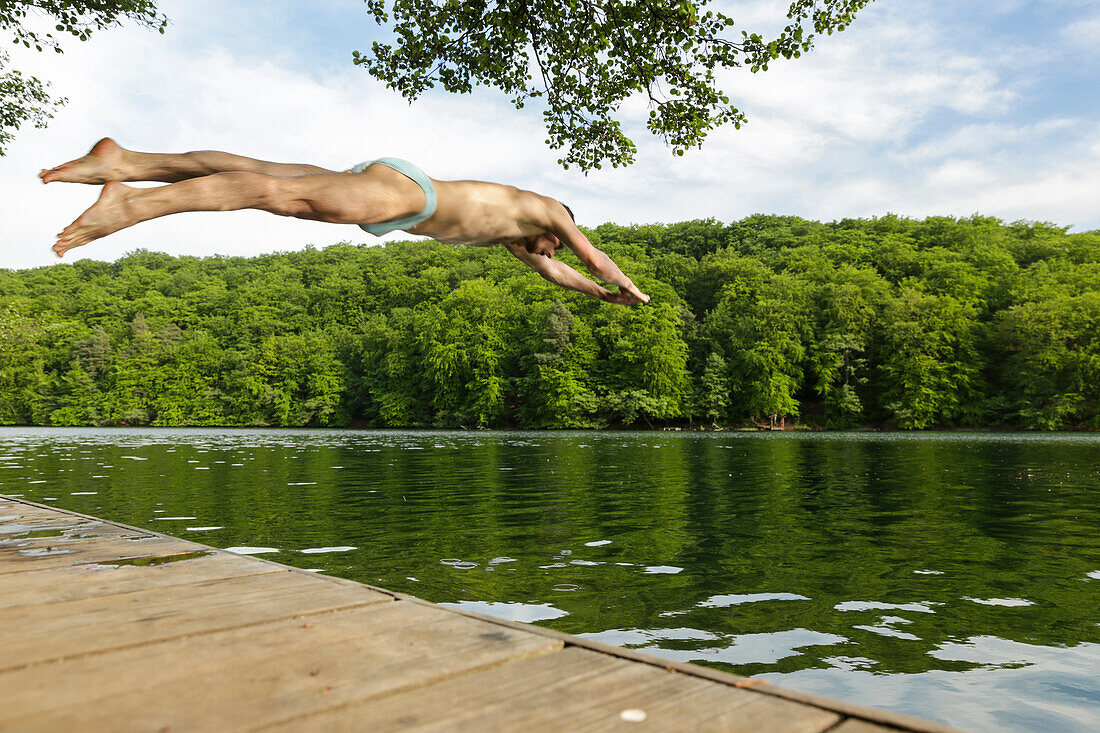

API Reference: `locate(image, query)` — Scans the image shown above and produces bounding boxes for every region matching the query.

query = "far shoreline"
[2,424,1098,435]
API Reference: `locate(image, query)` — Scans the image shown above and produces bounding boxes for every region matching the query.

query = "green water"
[2,428,1098,731]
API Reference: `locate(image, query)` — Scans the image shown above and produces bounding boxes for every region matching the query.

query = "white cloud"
[1062,11,1100,56]
[927,159,996,188]
[900,119,1080,164]
[718,11,1017,141]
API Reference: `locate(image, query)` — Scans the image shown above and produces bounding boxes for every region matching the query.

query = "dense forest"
[1,214,1098,430]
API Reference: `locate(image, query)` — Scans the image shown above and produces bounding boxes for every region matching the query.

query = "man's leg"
[53,171,397,258]
[40,138,336,185]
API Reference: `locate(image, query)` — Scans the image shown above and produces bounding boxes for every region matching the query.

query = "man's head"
[522,201,574,257]
[524,232,563,257]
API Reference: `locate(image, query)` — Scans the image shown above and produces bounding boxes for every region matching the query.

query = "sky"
[1,0,1098,269]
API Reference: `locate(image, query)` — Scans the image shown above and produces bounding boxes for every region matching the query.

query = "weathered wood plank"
[1,512,86,529]
[0,551,281,609]
[0,568,392,670]
[0,601,561,732]
[275,646,841,733]
[0,535,199,575]
[266,647,619,732]
[1,516,117,534]
[0,503,82,524]
[0,518,147,546]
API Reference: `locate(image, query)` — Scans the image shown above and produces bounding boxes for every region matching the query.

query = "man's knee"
[269,198,313,219]
[265,174,376,224]
[299,179,371,224]
[264,178,315,218]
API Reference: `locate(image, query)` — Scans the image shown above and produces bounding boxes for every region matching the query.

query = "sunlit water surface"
[2,428,1098,731]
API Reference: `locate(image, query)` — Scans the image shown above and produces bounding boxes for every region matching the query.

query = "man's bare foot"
[53,182,136,258]
[39,138,129,185]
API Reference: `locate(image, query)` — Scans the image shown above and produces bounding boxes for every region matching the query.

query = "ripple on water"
[699,592,811,607]
[852,619,923,641]
[300,546,356,554]
[834,601,940,614]
[223,546,279,555]
[578,626,848,667]
[439,558,478,569]
[962,597,1035,607]
[440,600,568,622]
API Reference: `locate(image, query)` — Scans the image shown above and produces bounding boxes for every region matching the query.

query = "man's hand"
[616,278,650,304]
[599,288,646,306]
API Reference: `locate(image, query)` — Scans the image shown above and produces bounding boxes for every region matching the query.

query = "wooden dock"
[0,494,959,732]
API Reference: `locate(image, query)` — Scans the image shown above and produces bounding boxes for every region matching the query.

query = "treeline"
[2,214,1099,430]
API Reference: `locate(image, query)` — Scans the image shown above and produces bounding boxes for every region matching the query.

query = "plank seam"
[3,565,295,611]
[0,599,388,676]
[0,546,211,576]
[0,565,287,611]
[253,629,566,732]
[0,531,151,544]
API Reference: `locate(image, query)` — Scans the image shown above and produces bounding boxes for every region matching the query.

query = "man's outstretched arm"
[505,243,643,304]
[544,204,650,303]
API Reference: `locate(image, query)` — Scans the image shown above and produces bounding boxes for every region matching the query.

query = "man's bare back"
[41,139,650,305]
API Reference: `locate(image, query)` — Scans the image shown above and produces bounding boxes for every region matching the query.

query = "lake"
[1,428,1098,731]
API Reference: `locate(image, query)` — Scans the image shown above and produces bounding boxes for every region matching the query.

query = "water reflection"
[440,600,568,622]
[1,427,1098,732]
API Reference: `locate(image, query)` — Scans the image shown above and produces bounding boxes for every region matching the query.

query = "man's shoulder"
[515,190,565,224]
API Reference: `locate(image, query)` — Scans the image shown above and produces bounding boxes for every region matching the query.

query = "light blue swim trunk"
[349,158,437,236]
